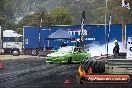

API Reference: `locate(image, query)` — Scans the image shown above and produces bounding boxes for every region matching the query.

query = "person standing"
[113,40,120,58]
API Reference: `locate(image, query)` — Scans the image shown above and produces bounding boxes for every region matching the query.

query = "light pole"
[0,26,2,49]
[105,0,108,58]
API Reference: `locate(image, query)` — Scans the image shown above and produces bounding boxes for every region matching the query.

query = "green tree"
[1,0,132,25]
[93,0,132,24]
[107,0,132,24]
[0,0,4,14]
[17,12,54,28]
[17,6,74,34]
[0,14,16,31]
[49,6,74,25]
[0,0,16,31]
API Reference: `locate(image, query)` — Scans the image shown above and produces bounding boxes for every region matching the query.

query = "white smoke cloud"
[85,41,127,57]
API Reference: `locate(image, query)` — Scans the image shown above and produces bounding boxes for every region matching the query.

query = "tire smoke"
[85,41,127,57]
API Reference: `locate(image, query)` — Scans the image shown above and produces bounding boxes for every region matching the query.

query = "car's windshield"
[57,46,73,53]
[74,48,86,53]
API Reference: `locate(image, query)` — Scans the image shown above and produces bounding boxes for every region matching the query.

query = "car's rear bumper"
[46,59,67,63]
[72,61,81,63]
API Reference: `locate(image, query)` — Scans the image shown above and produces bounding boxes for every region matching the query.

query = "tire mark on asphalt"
[0,64,57,85]
[56,64,79,76]
[0,64,77,88]
[0,64,57,77]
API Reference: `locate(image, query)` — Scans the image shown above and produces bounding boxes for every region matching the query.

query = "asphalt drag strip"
[0,57,132,88]
[0,57,79,88]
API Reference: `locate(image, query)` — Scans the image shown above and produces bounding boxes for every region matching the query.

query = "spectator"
[113,40,120,58]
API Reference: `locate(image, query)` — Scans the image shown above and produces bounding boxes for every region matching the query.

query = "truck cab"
[2,30,23,55]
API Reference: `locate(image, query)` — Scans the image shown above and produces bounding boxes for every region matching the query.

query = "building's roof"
[3,30,22,37]
[47,29,74,40]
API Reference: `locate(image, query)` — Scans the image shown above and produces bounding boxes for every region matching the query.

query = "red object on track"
[0,61,4,70]
[88,67,93,74]
[65,79,70,84]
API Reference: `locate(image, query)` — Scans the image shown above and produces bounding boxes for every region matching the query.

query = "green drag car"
[46,46,91,64]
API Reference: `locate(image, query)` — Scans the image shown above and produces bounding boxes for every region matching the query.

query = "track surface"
[0,57,132,88]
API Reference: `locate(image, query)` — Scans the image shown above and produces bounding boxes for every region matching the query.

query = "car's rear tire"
[68,57,72,64]
[83,60,105,74]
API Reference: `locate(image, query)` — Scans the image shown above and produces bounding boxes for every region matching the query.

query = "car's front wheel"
[68,57,72,64]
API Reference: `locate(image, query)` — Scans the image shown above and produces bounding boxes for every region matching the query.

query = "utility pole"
[107,15,111,59]
[0,26,2,49]
[122,15,126,45]
[105,0,108,58]
[39,12,44,49]
[105,0,108,49]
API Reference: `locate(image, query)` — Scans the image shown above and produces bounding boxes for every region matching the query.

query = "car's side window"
[74,48,82,53]
[78,49,81,53]
[74,48,78,52]
[74,48,76,52]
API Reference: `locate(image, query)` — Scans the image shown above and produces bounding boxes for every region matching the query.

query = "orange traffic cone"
[65,79,70,84]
